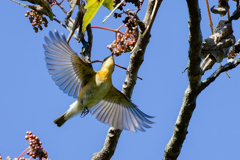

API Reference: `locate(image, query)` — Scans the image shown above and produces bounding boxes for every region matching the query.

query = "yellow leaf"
[84,0,98,9]
[103,0,114,10]
[82,0,104,33]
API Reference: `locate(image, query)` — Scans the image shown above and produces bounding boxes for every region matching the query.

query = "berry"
[108,15,139,56]
[24,131,48,159]
[25,10,49,32]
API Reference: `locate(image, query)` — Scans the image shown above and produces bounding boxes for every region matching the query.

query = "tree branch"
[91,0,163,160]
[86,23,93,58]
[163,0,202,159]
[200,57,240,91]
[187,2,202,88]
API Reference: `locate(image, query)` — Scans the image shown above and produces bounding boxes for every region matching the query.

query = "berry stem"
[117,24,125,31]
[53,0,75,23]
[53,1,68,14]
[17,146,30,160]
[91,26,125,35]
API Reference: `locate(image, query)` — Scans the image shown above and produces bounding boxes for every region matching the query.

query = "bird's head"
[101,54,115,74]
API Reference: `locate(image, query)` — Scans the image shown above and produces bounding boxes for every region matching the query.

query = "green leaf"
[103,0,114,10]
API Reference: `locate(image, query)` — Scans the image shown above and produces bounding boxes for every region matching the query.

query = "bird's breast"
[96,70,110,84]
[78,71,112,108]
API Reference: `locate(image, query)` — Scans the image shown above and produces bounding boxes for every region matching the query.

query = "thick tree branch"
[187,2,202,88]
[163,0,202,159]
[200,57,240,91]
[91,0,163,160]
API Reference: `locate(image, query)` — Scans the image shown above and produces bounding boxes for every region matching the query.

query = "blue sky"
[1,0,240,159]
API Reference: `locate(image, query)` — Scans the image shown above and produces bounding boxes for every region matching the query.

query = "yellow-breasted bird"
[21,0,54,21]
[43,31,154,132]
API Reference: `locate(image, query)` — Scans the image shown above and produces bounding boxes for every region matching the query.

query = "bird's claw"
[80,107,89,118]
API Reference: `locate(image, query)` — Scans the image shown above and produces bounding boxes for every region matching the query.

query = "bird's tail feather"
[54,100,83,127]
[54,112,67,127]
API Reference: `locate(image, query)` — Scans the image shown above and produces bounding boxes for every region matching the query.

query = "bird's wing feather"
[43,31,96,98]
[90,86,154,132]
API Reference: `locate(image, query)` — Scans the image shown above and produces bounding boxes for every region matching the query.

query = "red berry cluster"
[107,15,138,56]
[25,10,48,33]
[25,131,48,159]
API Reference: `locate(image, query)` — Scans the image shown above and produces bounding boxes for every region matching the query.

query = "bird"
[43,31,154,132]
[21,0,54,21]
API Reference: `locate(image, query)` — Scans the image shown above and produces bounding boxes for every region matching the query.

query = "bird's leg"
[80,101,89,118]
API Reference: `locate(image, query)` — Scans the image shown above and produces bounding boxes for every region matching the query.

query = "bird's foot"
[80,107,89,118]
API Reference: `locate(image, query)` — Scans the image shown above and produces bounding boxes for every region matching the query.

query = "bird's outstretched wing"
[43,31,96,98]
[90,86,154,132]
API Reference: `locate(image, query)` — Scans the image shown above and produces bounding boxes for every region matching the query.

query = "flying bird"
[43,31,154,132]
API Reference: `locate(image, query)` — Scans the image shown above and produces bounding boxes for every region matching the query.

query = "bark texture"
[163,0,202,159]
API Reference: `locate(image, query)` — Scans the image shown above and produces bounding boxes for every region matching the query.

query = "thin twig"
[91,60,143,80]
[66,0,77,19]
[55,1,68,14]
[205,0,214,34]
[102,0,125,23]
[219,62,230,78]
[54,1,74,23]
[201,56,240,91]
[66,2,83,43]
[53,18,81,41]
[140,0,157,39]
[182,67,188,73]
[130,0,157,54]
[53,18,67,28]
[11,0,27,7]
